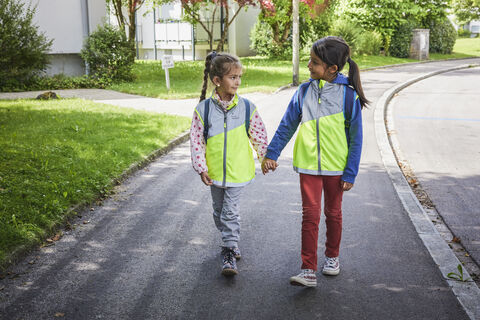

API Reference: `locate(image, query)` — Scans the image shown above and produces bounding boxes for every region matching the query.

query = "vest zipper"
[316,90,321,172]
[222,111,227,187]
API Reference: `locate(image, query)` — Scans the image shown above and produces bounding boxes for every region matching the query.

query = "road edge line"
[373,63,480,320]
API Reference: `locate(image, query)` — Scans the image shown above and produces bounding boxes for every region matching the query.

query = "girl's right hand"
[261,158,279,175]
[200,171,213,186]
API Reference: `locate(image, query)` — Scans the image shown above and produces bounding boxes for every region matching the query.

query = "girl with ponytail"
[190,51,268,277]
[262,36,367,287]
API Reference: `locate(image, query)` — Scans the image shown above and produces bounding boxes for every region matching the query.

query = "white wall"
[25,0,106,76]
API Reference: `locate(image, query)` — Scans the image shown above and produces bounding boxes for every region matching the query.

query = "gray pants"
[210,185,243,248]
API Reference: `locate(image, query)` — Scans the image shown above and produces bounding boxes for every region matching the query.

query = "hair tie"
[210,51,217,59]
[347,57,353,63]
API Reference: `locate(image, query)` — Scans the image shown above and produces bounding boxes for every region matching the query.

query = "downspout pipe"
[80,0,90,75]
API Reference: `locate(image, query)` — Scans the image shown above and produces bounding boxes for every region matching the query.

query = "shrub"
[428,18,457,54]
[250,21,290,58]
[355,31,382,55]
[80,24,135,84]
[389,19,417,58]
[330,19,360,53]
[0,0,52,91]
[457,27,471,38]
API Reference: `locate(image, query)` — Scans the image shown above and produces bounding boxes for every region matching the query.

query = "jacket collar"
[309,73,349,87]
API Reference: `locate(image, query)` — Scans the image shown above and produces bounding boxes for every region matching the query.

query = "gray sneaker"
[232,247,241,260]
[221,247,238,276]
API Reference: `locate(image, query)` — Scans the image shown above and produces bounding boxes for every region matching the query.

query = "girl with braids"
[262,36,368,287]
[190,52,268,276]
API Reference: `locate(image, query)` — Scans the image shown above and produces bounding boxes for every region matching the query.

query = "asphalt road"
[1,59,479,319]
[391,66,480,265]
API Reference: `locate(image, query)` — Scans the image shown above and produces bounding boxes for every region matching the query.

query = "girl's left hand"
[341,181,354,191]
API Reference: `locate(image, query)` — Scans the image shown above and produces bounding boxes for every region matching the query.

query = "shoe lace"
[325,257,338,267]
[222,248,235,264]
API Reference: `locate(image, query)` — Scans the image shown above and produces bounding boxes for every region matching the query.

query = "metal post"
[80,0,90,75]
[153,8,157,60]
[135,11,139,59]
[292,0,299,86]
[192,25,195,61]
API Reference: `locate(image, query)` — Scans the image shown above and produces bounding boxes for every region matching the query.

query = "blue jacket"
[266,73,363,184]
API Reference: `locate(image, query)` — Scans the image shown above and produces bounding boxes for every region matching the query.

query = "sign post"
[162,55,174,90]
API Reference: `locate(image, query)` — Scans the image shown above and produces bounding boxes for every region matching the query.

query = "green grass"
[0,99,190,267]
[109,37,480,100]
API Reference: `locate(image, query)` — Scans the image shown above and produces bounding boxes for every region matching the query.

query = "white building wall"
[26,0,106,76]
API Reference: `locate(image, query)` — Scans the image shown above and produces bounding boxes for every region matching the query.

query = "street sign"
[162,55,174,90]
[162,55,174,69]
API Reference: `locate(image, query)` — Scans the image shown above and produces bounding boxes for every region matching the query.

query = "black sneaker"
[221,247,238,276]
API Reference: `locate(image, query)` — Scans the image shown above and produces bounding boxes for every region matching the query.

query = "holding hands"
[261,157,279,175]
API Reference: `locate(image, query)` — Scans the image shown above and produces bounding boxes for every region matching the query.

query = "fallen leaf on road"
[452,236,461,243]
[54,312,65,317]
[465,253,470,257]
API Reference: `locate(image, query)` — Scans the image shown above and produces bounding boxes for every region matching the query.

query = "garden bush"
[250,21,291,58]
[0,0,52,91]
[329,19,360,53]
[389,19,417,58]
[428,18,457,54]
[457,27,471,38]
[80,24,135,84]
[355,31,382,55]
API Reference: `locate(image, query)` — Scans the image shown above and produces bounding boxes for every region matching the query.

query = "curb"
[374,63,480,320]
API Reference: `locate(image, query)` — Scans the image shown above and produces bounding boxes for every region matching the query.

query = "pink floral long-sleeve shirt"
[190,92,268,174]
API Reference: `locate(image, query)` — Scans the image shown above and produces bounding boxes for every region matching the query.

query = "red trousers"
[299,174,344,271]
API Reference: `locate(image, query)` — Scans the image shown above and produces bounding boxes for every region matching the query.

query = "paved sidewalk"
[0,88,271,118]
[1,59,479,319]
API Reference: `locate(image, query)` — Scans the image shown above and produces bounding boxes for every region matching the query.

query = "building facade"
[27,0,107,76]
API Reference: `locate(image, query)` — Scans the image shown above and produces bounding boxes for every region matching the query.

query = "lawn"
[0,99,190,267]
[109,37,480,100]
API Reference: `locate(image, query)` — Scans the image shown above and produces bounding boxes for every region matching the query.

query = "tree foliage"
[175,0,270,52]
[0,0,52,91]
[251,0,334,57]
[338,0,452,53]
[452,0,480,23]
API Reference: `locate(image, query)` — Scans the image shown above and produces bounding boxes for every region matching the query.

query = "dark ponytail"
[312,36,369,109]
[199,51,242,102]
[347,57,369,109]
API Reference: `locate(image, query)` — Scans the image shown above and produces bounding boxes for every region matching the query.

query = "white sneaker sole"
[322,268,340,276]
[289,276,317,287]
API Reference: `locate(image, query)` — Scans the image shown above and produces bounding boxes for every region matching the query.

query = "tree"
[338,0,451,54]
[452,0,480,23]
[107,0,146,58]
[178,0,272,52]
[251,0,332,58]
[0,0,52,90]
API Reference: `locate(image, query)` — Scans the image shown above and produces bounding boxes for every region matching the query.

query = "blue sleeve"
[265,88,303,161]
[342,95,363,184]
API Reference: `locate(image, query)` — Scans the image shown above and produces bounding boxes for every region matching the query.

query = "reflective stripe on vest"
[195,98,255,187]
[293,80,349,175]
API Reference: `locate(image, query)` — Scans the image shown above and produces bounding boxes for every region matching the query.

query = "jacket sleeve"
[342,95,363,184]
[265,87,303,161]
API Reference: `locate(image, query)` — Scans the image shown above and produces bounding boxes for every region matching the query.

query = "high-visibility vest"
[195,97,256,187]
[293,80,353,175]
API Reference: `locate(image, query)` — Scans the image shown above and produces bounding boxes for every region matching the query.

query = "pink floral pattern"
[190,98,268,174]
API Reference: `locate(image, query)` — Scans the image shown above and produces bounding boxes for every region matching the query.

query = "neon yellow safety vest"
[195,95,256,187]
[293,79,349,175]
